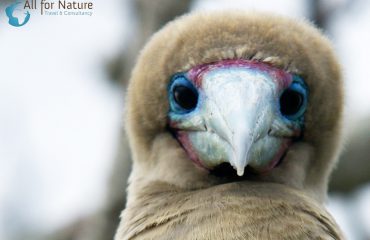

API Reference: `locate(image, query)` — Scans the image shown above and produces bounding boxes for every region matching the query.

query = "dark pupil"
[280,89,303,116]
[173,85,198,110]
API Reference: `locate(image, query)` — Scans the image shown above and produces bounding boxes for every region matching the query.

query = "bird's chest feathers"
[120,182,317,240]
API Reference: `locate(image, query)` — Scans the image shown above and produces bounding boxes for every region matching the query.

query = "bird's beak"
[173,67,293,176]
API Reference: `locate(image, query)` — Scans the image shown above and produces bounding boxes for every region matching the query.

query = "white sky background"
[0,0,129,238]
[329,0,370,120]
[0,0,369,239]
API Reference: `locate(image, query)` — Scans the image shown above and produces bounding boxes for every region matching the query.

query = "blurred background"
[0,0,369,239]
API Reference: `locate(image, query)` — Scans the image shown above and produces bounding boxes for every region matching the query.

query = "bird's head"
[125,12,343,202]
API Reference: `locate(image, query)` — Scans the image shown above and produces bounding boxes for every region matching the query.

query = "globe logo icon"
[5,1,31,27]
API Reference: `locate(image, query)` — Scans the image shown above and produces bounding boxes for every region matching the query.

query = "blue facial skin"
[168,73,199,115]
[279,75,309,127]
[169,73,308,126]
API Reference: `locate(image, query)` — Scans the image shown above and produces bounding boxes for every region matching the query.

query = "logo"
[5,1,31,27]
[3,0,95,27]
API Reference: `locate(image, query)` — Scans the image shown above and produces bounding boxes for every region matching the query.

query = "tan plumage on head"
[116,11,344,239]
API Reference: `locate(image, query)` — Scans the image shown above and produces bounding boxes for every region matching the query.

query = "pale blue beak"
[168,61,306,176]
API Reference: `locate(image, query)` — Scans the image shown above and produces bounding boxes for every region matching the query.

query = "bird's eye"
[279,76,308,120]
[280,90,303,115]
[169,74,199,113]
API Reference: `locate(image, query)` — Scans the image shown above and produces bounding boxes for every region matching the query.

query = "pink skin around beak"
[169,60,302,176]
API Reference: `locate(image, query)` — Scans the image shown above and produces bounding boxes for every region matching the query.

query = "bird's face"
[168,59,308,176]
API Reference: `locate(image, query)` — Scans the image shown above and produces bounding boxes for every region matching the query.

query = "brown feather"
[116,182,343,240]
[115,11,345,239]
